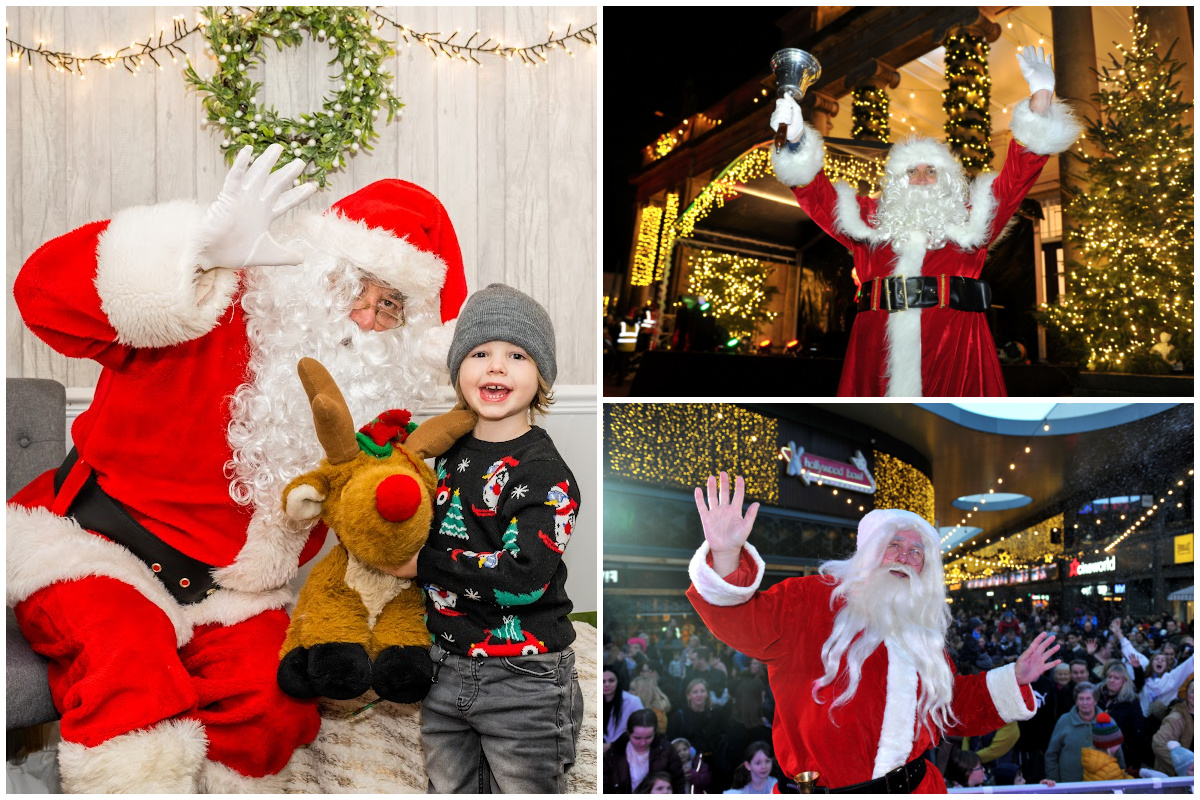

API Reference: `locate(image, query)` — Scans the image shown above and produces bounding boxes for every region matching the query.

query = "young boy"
[417,283,583,793]
[1081,713,1132,781]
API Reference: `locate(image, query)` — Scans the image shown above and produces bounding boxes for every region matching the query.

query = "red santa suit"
[687,540,1036,793]
[771,97,1082,397]
[7,180,466,792]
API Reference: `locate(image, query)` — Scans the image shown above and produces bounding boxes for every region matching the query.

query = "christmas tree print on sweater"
[439,489,468,538]
[495,583,549,607]
[472,456,519,517]
[537,480,578,554]
[468,615,547,657]
[447,517,521,569]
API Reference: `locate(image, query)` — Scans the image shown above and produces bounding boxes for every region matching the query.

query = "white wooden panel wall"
[6,6,597,387]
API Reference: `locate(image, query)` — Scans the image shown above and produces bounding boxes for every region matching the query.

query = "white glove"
[196,144,318,270]
[1017,46,1056,95]
[769,93,805,143]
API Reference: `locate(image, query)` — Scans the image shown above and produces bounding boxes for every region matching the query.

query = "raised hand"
[1016,46,1056,94]
[694,472,759,577]
[197,144,319,271]
[1110,618,1123,640]
[769,93,805,143]
[1015,632,1062,685]
[1085,638,1098,655]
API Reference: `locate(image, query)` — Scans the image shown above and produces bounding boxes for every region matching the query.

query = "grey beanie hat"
[448,283,556,386]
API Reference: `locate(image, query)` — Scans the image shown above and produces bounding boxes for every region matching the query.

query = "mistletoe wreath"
[184,6,403,186]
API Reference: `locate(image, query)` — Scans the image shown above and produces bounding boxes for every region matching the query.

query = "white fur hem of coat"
[95,201,242,349]
[874,641,919,778]
[771,123,826,188]
[58,718,207,793]
[6,505,192,647]
[1009,96,1084,156]
[688,542,765,606]
[986,662,1036,722]
[199,754,292,793]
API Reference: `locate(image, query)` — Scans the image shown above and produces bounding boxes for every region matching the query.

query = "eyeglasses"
[352,284,406,329]
[971,765,986,774]
[885,541,925,565]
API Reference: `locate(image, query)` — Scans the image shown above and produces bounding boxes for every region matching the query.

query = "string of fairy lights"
[5,10,595,76]
[1103,468,1195,553]
[631,205,664,288]
[1038,13,1193,372]
[683,249,779,340]
[941,30,994,174]
[852,86,890,144]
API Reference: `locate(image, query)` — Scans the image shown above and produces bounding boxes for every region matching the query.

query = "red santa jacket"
[687,543,1035,793]
[771,97,1082,397]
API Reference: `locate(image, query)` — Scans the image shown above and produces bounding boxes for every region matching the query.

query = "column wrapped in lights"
[632,204,664,287]
[605,403,780,504]
[654,192,681,324]
[941,30,993,174]
[852,86,890,143]
[684,249,779,340]
[872,451,934,526]
[1036,13,1194,373]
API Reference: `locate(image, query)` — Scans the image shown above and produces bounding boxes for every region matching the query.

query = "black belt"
[53,448,220,605]
[856,275,991,313]
[781,756,926,794]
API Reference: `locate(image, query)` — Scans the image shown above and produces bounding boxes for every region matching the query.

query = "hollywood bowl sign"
[782,442,876,494]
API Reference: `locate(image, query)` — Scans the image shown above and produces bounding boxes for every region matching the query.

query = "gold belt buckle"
[897,277,908,312]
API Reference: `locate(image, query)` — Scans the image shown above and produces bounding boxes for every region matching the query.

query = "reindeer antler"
[406,409,478,460]
[297,357,359,465]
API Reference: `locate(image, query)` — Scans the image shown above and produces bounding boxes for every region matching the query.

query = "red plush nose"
[376,474,422,522]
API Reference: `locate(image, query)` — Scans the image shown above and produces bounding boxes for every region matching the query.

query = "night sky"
[604,8,785,290]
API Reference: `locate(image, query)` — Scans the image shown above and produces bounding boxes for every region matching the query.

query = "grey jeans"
[421,644,583,793]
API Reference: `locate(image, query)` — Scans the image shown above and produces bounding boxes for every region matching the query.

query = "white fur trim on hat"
[771,123,826,188]
[212,508,311,594]
[58,718,207,793]
[688,541,765,607]
[944,173,999,251]
[874,641,919,778]
[302,211,448,323]
[857,509,939,555]
[985,661,1036,722]
[1009,96,1084,156]
[885,137,965,183]
[6,504,192,648]
[199,754,292,793]
[95,201,242,349]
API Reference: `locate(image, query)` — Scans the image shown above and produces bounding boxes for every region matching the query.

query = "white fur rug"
[282,622,597,793]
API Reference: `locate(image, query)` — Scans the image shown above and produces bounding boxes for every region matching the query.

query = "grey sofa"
[6,378,66,730]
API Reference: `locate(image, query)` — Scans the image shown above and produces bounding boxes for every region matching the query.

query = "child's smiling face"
[457,341,539,440]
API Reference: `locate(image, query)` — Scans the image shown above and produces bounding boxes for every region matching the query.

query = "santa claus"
[7,144,467,792]
[769,47,1082,396]
[687,473,1061,793]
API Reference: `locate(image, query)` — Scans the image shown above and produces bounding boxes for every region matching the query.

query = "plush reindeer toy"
[278,357,475,704]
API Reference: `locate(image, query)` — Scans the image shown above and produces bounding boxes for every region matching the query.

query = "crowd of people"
[603,606,1194,792]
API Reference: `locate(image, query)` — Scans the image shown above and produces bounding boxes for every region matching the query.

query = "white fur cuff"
[1009,97,1084,156]
[771,123,825,188]
[95,201,242,349]
[986,662,1036,722]
[688,542,765,607]
[59,718,207,793]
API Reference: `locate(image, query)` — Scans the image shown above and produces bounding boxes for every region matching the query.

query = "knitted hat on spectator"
[628,637,648,651]
[447,283,557,386]
[1092,713,1124,749]
[1168,741,1194,775]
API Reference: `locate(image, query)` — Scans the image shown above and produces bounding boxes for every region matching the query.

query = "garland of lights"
[684,249,780,340]
[852,86,890,143]
[873,451,935,526]
[654,192,680,316]
[605,404,780,504]
[183,7,402,187]
[6,11,595,76]
[1036,13,1194,373]
[632,204,664,287]
[941,31,993,174]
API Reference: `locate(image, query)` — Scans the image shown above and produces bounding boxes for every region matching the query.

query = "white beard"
[217,238,448,590]
[814,558,957,737]
[872,177,969,250]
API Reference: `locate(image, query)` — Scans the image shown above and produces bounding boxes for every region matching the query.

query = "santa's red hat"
[320,179,468,323]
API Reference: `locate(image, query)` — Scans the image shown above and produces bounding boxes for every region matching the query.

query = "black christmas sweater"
[417,426,579,657]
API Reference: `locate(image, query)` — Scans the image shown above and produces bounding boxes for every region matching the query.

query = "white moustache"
[883,563,918,581]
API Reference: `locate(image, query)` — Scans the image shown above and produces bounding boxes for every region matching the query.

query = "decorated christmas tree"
[439,489,468,538]
[685,249,779,343]
[1038,14,1194,373]
[501,517,521,556]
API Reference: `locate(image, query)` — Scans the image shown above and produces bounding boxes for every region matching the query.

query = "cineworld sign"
[1069,555,1117,577]
[782,443,876,494]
